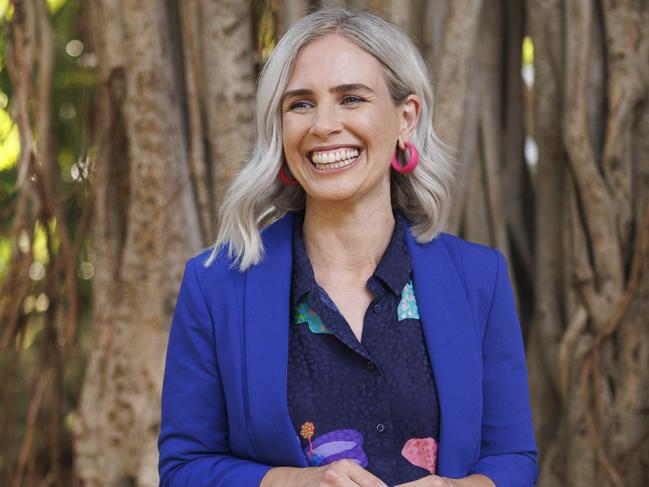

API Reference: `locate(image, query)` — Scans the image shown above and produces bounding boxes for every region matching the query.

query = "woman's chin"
[304,186,360,205]
[301,169,362,203]
[303,179,387,208]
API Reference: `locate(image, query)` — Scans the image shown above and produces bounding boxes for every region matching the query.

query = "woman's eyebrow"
[281,83,375,103]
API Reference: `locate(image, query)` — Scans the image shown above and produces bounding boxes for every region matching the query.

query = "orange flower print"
[300,421,315,455]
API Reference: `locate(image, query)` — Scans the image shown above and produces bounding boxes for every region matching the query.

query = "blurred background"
[0,0,648,485]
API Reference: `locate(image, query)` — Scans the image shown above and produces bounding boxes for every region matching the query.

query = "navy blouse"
[287,212,441,485]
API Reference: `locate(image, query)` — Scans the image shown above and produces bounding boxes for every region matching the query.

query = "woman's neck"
[302,195,395,277]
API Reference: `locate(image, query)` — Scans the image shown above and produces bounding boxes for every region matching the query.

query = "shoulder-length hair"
[206,7,454,270]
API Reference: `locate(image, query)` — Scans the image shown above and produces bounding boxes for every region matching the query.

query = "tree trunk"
[420,0,531,300]
[526,1,649,485]
[73,0,253,484]
[201,0,257,216]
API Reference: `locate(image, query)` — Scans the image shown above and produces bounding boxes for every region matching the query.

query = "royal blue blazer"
[158,213,538,486]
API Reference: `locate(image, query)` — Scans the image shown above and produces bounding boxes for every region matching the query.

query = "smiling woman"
[280,34,415,208]
[158,7,538,487]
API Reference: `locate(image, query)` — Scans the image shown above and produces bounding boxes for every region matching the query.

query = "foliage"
[0,0,97,484]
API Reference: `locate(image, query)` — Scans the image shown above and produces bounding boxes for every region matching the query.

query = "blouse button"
[372,304,382,314]
[376,423,386,433]
[366,360,376,370]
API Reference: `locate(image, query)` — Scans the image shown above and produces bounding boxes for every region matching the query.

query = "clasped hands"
[260,459,495,487]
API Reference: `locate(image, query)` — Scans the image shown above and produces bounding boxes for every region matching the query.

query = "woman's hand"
[393,474,495,487]
[392,476,455,487]
[260,460,388,487]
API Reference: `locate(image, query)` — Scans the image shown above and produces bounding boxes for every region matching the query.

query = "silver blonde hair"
[206,7,454,269]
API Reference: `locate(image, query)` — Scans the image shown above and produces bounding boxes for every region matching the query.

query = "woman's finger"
[327,460,387,487]
[319,465,358,486]
[392,475,454,487]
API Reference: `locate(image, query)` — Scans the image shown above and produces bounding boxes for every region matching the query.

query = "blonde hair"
[206,7,454,269]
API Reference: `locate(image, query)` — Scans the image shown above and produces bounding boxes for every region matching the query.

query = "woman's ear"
[399,94,421,141]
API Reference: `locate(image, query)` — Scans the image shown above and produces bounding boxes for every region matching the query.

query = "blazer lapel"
[243,213,307,467]
[406,232,483,477]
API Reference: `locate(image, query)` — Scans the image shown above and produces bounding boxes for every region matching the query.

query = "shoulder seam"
[188,257,218,346]
[483,249,502,341]
[445,235,469,292]
[439,234,468,297]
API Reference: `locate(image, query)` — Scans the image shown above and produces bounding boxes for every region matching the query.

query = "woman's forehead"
[285,34,384,91]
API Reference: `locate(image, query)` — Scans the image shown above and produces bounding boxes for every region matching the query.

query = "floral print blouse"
[287,212,441,485]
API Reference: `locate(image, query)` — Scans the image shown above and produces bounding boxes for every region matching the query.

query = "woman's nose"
[309,104,342,138]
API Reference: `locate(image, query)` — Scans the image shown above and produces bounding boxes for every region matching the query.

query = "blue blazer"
[158,213,538,486]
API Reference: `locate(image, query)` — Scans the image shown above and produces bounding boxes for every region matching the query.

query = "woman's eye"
[341,95,364,104]
[288,101,312,110]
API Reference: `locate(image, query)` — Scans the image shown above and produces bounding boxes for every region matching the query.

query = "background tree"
[526,1,649,485]
[1,0,647,486]
[0,1,94,485]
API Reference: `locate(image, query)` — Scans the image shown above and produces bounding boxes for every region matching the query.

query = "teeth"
[311,148,359,164]
[313,155,359,171]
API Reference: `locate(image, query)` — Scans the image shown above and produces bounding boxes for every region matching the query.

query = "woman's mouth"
[308,147,361,172]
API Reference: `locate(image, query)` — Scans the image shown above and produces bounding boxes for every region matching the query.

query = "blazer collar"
[244,213,481,475]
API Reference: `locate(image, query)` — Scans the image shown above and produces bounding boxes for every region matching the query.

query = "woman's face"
[281,34,419,208]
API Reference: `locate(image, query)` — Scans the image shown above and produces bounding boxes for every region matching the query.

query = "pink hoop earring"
[391,141,419,174]
[278,165,299,186]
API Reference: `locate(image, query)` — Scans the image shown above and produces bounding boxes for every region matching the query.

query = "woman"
[158,8,537,487]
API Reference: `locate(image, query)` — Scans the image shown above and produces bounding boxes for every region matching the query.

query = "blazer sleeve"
[158,257,272,487]
[467,249,538,486]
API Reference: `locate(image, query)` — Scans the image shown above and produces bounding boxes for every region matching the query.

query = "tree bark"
[526,1,649,485]
[202,0,256,213]
[74,1,201,485]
